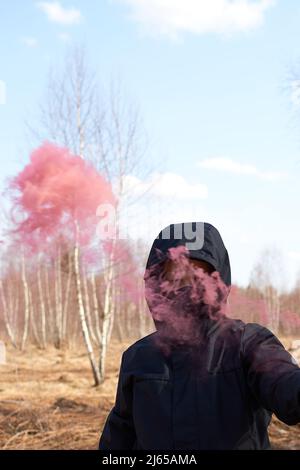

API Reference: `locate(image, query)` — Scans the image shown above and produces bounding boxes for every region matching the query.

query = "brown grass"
[0,338,299,449]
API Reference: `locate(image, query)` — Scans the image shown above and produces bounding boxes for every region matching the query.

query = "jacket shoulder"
[121,332,170,375]
[242,322,281,342]
[124,332,157,353]
[122,332,158,362]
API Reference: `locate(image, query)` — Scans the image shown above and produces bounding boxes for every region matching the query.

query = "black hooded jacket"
[99,222,300,450]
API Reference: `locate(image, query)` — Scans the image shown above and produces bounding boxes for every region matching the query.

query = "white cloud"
[121,172,208,200]
[21,36,38,47]
[117,173,208,242]
[37,1,82,25]
[197,157,287,181]
[120,198,208,242]
[116,0,275,39]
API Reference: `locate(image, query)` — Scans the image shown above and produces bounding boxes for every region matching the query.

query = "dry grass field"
[0,338,299,450]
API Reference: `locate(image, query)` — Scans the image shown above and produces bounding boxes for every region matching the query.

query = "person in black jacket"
[99,222,300,450]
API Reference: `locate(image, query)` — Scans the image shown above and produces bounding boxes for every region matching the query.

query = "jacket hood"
[144,222,231,334]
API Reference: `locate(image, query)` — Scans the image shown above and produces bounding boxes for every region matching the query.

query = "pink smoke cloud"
[8,142,116,251]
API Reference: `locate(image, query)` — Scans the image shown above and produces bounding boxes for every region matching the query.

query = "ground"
[0,340,299,450]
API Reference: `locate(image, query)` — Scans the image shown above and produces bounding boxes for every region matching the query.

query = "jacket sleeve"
[99,352,136,449]
[241,323,300,425]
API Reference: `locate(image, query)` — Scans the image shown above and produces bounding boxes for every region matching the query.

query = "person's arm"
[241,323,300,425]
[99,351,136,449]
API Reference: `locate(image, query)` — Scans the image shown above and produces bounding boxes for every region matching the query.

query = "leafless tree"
[249,247,286,333]
[25,45,150,383]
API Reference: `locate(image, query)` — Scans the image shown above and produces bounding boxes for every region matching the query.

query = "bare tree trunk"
[29,287,42,348]
[99,247,115,382]
[264,285,280,334]
[37,254,46,348]
[44,265,54,342]
[21,252,30,351]
[272,290,280,334]
[107,304,115,343]
[82,266,97,343]
[0,279,17,347]
[74,222,100,386]
[62,252,73,340]
[10,282,20,344]
[114,285,124,342]
[91,272,102,345]
[107,276,115,343]
[54,246,63,348]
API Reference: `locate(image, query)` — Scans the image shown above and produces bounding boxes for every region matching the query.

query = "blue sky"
[1,0,300,288]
